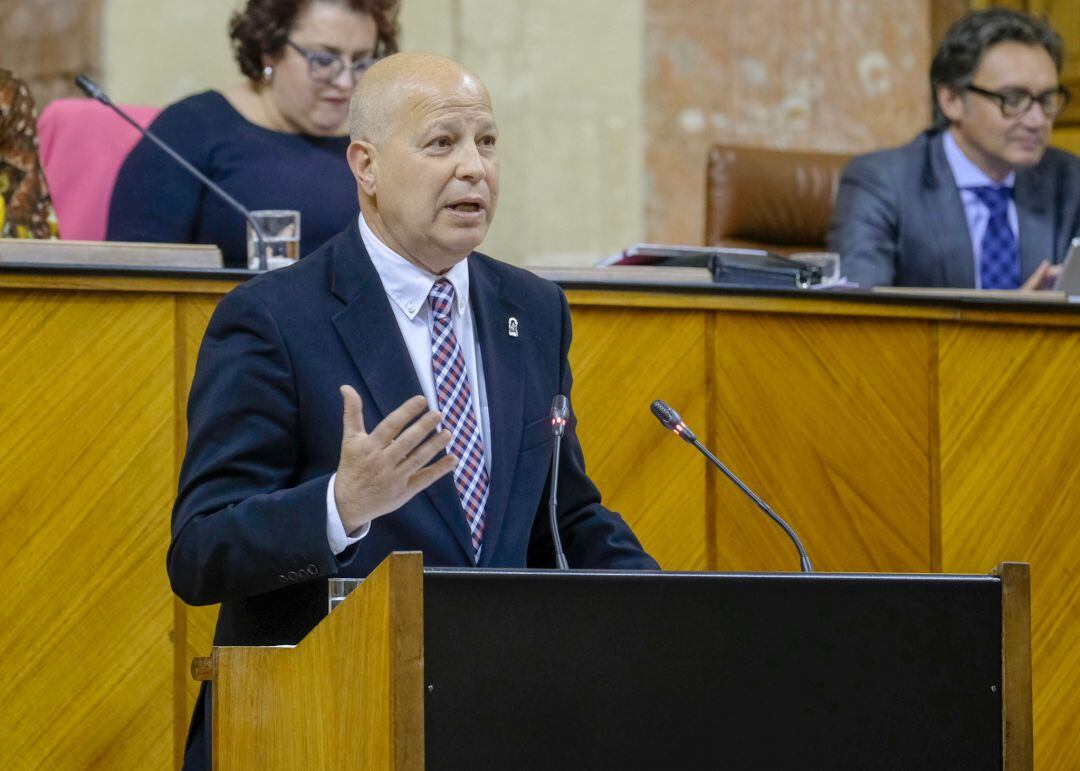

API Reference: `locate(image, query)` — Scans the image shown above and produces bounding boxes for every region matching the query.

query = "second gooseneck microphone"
[548,395,570,570]
[651,400,813,573]
[74,74,270,269]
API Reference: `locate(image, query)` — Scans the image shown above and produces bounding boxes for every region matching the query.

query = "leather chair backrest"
[705,144,851,255]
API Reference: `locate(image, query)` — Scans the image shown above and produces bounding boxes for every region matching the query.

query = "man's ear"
[347,140,377,196]
[937,85,966,123]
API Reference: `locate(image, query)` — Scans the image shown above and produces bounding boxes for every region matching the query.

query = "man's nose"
[1021,99,1053,129]
[455,142,487,181]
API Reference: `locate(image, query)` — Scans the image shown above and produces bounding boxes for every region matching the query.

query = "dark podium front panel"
[423,570,1001,771]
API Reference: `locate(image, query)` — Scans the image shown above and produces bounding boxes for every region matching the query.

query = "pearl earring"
[262,65,273,82]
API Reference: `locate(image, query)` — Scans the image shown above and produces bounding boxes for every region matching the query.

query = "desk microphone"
[73,74,270,269]
[650,399,813,573]
[547,395,570,570]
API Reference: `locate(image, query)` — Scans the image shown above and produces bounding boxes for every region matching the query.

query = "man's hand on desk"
[1020,259,1063,291]
[333,387,457,535]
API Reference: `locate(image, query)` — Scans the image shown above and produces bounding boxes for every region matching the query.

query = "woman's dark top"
[107,91,355,267]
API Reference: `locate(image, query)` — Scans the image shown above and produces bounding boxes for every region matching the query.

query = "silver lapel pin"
[508,317,519,337]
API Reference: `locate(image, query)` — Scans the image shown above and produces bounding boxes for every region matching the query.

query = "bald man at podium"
[168,52,656,770]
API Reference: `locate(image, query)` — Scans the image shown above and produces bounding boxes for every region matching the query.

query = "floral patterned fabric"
[0,69,57,239]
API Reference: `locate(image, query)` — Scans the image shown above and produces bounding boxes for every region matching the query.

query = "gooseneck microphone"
[74,74,270,269]
[547,395,570,570]
[650,400,813,573]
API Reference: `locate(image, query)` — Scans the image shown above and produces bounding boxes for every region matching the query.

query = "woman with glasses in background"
[108,0,399,267]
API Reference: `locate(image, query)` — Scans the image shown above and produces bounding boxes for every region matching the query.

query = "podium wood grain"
[213,552,423,769]
[1,271,1077,768]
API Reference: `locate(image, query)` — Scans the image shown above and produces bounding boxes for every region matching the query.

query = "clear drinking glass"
[247,209,301,271]
[791,251,841,287]
[328,578,363,613]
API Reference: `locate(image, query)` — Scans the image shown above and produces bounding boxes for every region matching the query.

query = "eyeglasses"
[286,39,379,83]
[965,84,1071,119]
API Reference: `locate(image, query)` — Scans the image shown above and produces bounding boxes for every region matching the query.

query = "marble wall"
[644,0,932,244]
[439,0,645,266]
[102,0,236,107]
[0,0,103,105]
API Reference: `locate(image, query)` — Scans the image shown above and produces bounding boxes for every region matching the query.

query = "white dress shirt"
[942,130,1019,289]
[326,214,492,554]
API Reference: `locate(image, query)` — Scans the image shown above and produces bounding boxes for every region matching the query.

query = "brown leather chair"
[705,144,852,255]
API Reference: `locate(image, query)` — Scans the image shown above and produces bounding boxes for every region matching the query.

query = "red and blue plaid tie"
[428,279,488,562]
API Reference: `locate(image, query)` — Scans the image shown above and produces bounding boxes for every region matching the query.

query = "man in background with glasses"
[829,8,1079,289]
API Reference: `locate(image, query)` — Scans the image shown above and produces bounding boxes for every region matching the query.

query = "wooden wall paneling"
[4,272,1077,764]
[928,321,944,572]
[0,290,174,768]
[709,312,933,573]
[931,0,974,47]
[1027,0,1080,126]
[566,304,709,571]
[937,321,1080,771]
[172,294,222,769]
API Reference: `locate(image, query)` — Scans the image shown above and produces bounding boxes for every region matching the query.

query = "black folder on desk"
[612,243,822,288]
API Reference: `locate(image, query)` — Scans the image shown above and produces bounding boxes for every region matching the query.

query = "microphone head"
[650,399,697,443]
[550,394,569,436]
[74,74,109,104]
[650,399,680,429]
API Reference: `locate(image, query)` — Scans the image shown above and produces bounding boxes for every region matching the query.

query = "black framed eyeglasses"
[965,84,1071,119]
[286,39,380,83]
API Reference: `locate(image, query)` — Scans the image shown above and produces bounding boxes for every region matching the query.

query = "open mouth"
[447,202,483,213]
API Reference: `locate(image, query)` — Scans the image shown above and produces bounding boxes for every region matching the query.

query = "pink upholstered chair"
[37,98,160,241]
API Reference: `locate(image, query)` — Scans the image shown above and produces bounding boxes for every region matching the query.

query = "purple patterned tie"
[969,185,1020,290]
[428,279,489,562]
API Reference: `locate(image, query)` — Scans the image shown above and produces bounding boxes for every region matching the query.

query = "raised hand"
[333,386,457,534]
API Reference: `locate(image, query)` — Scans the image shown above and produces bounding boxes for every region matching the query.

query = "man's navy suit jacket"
[169,220,657,768]
[828,128,1080,288]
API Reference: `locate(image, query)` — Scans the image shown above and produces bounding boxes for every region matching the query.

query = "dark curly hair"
[230,0,401,82]
[930,8,1063,126]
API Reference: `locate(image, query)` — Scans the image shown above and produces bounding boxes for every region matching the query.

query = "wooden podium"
[194,553,1032,770]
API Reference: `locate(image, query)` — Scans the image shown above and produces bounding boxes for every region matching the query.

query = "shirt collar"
[358,213,470,320]
[943,129,1015,189]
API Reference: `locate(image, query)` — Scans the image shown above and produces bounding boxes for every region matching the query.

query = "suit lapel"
[1015,164,1054,280]
[469,256,525,567]
[924,132,976,288]
[328,223,475,562]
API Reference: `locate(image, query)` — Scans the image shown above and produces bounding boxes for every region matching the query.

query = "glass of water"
[248,209,301,271]
[328,578,363,613]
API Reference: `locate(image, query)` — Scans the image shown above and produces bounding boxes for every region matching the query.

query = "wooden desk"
[0,264,1076,769]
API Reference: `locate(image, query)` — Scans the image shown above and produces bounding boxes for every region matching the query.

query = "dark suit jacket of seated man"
[828,8,1080,289]
[169,52,657,769]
